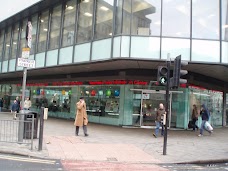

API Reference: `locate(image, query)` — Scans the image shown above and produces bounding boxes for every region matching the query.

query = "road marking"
[0,155,56,165]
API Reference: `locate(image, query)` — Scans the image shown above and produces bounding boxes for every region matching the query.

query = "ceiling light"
[6,44,10,47]
[109,33,112,36]
[67,6,74,10]
[41,19,44,22]
[84,12,92,17]
[13,42,17,45]
[100,6,109,11]
[43,28,48,31]
[83,0,89,3]
[154,21,161,25]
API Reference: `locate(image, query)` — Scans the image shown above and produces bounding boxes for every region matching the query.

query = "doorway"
[132,89,172,128]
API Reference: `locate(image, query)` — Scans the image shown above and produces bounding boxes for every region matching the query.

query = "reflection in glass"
[192,0,219,39]
[0,30,4,62]
[162,0,190,37]
[131,0,161,36]
[222,41,228,63]
[192,40,220,62]
[94,0,114,39]
[62,0,76,47]
[115,0,123,34]
[222,0,228,41]
[131,36,160,59]
[19,19,27,57]
[77,0,93,43]
[37,10,49,53]
[49,5,62,50]
[11,23,19,59]
[30,15,38,55]
[4,27,12,61]
[161,38,190,60]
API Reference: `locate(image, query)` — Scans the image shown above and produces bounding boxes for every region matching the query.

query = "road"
[0,154,228,171]
[0,154,62,171]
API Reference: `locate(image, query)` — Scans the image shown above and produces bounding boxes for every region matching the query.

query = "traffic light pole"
[163,54,170,155]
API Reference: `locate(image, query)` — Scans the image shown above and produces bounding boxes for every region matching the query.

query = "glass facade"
[0,0,227,127]
[0,0,226,68]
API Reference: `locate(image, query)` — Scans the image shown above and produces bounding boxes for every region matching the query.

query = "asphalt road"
[0,154,63,171]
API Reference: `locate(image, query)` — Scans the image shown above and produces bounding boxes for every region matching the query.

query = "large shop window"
[222,0,228,41]
[3,27,12,61]
[79,86,120,118]
[31,87,72,113]
[131,0,161,36]
[18,19,27,57]
[162,0,190,38]
[30,15,38,55]
[49,5,62,50]
[94,0,114,39]
[62,0,77,47]
[77,0,93,43]
[192,0,219,40]
[0,30,5,62]
[11,23,19,59]
[37,10,49,53]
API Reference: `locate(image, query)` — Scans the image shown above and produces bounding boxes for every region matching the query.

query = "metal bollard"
[38,107,44,151]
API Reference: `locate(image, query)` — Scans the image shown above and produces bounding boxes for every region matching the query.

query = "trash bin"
[22,110,39,139]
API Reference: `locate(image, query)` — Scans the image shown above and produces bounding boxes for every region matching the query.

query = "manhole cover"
[107,157,118,161]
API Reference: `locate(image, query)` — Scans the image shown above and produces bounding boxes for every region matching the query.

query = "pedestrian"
[198,104,212,137]
[15,96,20,113]
[153,103,166,138]
[191,104,199,131]
[11,100,18,119]
[24,97,32,110]
[0,98,3,112]
[74,97,89,136]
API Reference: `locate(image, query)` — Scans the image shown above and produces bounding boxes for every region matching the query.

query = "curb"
[176,159,228,165]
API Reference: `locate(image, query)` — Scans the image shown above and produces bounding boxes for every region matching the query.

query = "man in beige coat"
[74,97,89,136]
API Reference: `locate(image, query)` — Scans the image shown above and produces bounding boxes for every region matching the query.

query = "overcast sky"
[0,0,42,22]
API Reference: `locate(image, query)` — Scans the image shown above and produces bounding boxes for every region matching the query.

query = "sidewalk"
[1,116,228,164]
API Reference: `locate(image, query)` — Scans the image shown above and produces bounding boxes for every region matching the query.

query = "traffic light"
[157,66,168,86]
[170,55,188,88]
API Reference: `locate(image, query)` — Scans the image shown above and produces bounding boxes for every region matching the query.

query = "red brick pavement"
[61,160,169,171]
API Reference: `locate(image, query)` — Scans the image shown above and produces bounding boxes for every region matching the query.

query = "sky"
[0,0,42,22]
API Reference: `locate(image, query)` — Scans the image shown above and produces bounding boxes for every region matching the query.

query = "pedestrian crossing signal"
[157,66,168,86]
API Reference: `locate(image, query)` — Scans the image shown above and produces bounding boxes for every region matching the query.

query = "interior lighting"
[6,44,10,47]
[100,6,109,11]
[84,12,92,17]
[83,0,89,3]
[67,6,74,10]
[43,28,48,31]
[41,19,44,22]
[13,42,17,45]
[109,33,112,36]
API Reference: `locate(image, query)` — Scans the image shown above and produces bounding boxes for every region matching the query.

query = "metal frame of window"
[72,0,79,63]
[44,9,52,67]
[219,0,222,63]
[90,0,97,61]
[6,26,13,72]
[35,12,41,61]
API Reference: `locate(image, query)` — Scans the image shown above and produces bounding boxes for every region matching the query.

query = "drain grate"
[107,157,118,161]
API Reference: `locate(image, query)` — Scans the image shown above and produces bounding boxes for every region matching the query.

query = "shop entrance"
[131,89,172,128]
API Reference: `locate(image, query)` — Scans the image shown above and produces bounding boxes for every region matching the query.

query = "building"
[0,0,227,129]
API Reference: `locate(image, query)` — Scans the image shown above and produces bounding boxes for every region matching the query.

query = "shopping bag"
[205,121,213,131]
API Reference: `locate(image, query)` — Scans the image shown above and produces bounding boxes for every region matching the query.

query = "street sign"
[22,48,30,58]
[27,21,32,48]
[17,58,35,68]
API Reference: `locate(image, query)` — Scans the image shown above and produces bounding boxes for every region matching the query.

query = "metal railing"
[0,112,35,150]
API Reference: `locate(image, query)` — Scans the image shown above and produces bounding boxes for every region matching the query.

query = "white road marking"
[0,155,56,165]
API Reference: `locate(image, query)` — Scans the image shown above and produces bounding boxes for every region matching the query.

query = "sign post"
[18,21,33,143]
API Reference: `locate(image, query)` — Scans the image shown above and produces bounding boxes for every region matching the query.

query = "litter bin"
[22,110,39,139]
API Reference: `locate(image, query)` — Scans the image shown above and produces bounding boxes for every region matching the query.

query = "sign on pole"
[27,21,32,48]
[17,58,35,68]
[22,47,30,58]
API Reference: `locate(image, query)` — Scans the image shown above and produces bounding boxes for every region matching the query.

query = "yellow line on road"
[0,155,56,165]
